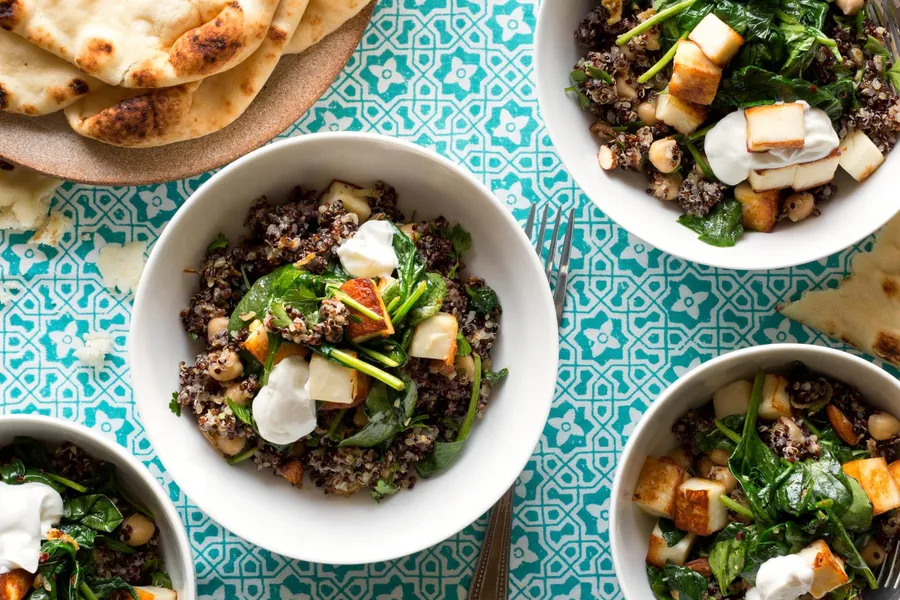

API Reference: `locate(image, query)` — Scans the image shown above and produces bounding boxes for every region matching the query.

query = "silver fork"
[467,203,574,600]
[867,0,900,92]
[871,541,900,598]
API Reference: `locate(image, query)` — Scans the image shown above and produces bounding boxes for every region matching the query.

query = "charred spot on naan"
[77,86,194,147]
[883,277,900,299]
[0,83,7,110]
[874,332,900,365]
[268,24,288,45]
[168,3,259,79]
[0,0,21,30]
[76,38,116,76]
[0,160,12,170]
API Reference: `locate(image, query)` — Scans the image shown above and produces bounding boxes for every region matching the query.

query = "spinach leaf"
[865,35,892,60]
[60,524,97,549]
[371,478,400,502]
[888,63,900,92]
[717,66,854,120]
[780,0,829,29]
[408,273,446,326]
[708,523,750,592]
[96,535,137,555]
[63,494,123,532]
[447,224,472,278]
[151,571,174,589]
[658,519,686,547]
[339,407,399,448]
[466,285,500,314]
[456,332,472,357]
[646,565,675,600]
[841,477,873,531]
[678,199,744,248]
[418,354,483,478]
[779,24,818,76]
[169,392,181,416]
[207,233,229,253]
[695,414,745,453]
[228,265,323,332]
[7,436,52,469]
[392,223,426,304]
[662,563,708,600]
[823,507,878,589]
[774,464,814,515]
[741,522,810,583]
[86,576,139,600]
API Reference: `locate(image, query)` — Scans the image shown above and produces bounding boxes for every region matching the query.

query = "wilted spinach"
[63,494,124,533]
[228,264,330,332]
[408,272,446,326]
[708,523,749,591]
[694,414,745,453]
[678,199,744,248]
[716,67,855,120]
[392,223,427,305]
[340,373,419,448]
[662,563,708,600]
[658,519,686,546]
[466,285,501,314]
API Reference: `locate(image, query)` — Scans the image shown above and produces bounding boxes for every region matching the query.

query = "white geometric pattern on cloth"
[0,0,890,598]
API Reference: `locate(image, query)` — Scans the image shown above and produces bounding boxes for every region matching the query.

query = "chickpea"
[224,382,251,407]
[667,447,692,471]
[598,146,618,171]
[208,349,243,382]
[122,513,155,547]
[708,448,730,467]
[455,355,476,382]
[697,456,714,478]
[784,192,816,223]
[708,466,738,493]
[215,434,246,457]
[615,76,639,101]
[648,139,681,174]
[206,316,229,345]
[861,539,886,568]
[647,173,682,201]
[869,412,900,441]
[637,100,658,126]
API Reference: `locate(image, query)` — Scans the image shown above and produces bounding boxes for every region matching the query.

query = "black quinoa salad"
[0,438,174,599]
[634,364,900,598]
[570,0,900,246]
[174,180,507,501]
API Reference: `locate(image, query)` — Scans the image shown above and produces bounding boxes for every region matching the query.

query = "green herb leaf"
[657,519,686,547]
[586,65,614,83]
[61,524,97,549]
[207,233,229,253]
[678,199,745,248]
[865,35,892,59]
[456,332,472,357]
[570,69,589,84]
[695,414,745,453]
[227,398,254,426]
[169,392,181,416]
[63,494,124,532]
[708,522,750,591]
[96,535,137,555]
[151,571,174,589]
[465,285,500,314]
[408,273,446,326]
[371,479,400,502]
[392,223,427,306]
[483,368,508,385]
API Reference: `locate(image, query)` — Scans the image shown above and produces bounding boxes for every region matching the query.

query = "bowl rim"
[608,343,899,598]
[534,1,896,271]
[0,414,197,598]
[128,131,560,564]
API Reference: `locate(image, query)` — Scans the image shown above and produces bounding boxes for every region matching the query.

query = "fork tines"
[525,204,575,325]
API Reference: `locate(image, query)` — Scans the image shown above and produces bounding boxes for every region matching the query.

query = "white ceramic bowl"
[535,1,900,270]
[0,415,196,599]
[610,344,900,598]
[129,133,559,565]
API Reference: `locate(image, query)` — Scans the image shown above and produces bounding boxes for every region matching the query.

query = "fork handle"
[468,486,515,600]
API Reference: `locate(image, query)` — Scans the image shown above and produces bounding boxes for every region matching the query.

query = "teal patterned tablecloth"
[0,0,886,598]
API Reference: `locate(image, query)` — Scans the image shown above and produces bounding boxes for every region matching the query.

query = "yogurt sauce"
[705,101,840,185]
[337,220,398,279]
[0,481,64,574]
[744,553,814,600]
[253,355,317,445]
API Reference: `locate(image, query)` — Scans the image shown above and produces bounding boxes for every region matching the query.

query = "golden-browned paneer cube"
[839,130,886,182]
[745,103,807,152]
[242,320,308,364]
[135,587,178,600]
[307,352,369,406]
[713,380,752,418]
[688,14,744,66]
[318,180,373,222]
[409,313,459,363]
[646,521,697,568]
[674,477,729,536]
[707,466,738,493]
[888,459,900,485]
[655,93,708,134]
[797,540,850,598]
[792,151,840,191]
[748,165,797,192]
[758,373,792,419]
[341,278,394,343]
[843,457,900,515]
[0,570,33,600]
[670,40,723,106]
[734,183,781,233]
[632,456,687,519]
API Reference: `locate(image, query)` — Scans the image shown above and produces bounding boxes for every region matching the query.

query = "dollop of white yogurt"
[252,355,317,445]
[745,553,814,600]
[0,482,64,574]
[705,101,840,185]
[337,220,399,279]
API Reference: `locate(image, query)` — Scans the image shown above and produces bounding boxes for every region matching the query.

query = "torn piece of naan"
[285,0,371,55]
[0,161,61,230]
[64,0,309,148]
[0,30,103,116]
[0,0,279,88]
[779,212,900,365]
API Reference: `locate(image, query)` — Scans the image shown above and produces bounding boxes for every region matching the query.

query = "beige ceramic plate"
[0,3,374,186]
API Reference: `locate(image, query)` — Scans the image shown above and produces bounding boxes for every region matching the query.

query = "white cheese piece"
[0,482,64,574]
[253,356,316,445]
[747,553,814,600]
[746,103,807,152]
[134,586,177,600]
[713,380,753,418]
[0,283,17,306]
[839,130,886,182]
[408,313,459,361]
[97,241,147,294]
[0,163,60,231]
[797,540,849,598]
[748,165,797,192]
[646,522,696,568]
[655,93,708,135]
[30,211,73,247]
[336,220,399,279]
[73,332,114,368]
[319,180,373,222]
[670,40,723,106]
[759,374,792,419]
[688,13,744,66]
[305,352,357,405]
[792,152,840,191]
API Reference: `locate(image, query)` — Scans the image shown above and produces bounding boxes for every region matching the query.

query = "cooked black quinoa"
[177,182,503,497]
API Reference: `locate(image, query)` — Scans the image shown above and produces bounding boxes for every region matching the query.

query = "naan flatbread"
[779,212,900,365]
[0,0,279,88]
[64,0,309,148]
[0,30,103,115]
[285,0,371,55]
[0,161,61,230]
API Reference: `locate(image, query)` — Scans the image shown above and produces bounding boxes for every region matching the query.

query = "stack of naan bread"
[0,0,370,148]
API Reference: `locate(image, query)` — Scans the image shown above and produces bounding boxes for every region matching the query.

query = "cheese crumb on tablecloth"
[0,284,17,306]
[0,162,61,231]
[30,212,73,247]
[97,241,148,294]
[73,332,115,368]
